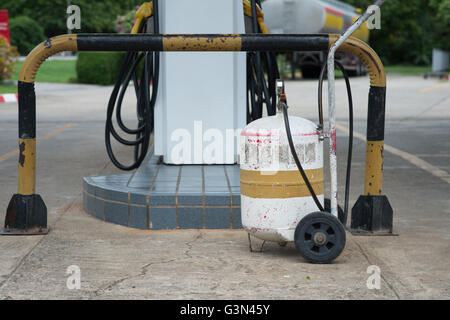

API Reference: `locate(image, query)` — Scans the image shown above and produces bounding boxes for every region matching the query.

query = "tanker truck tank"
[261,0,326,35]
[262,0,369,78]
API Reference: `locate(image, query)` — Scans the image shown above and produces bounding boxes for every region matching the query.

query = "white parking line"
[419,81,448,93]
[0,123,78,164]
[336,123,450,184]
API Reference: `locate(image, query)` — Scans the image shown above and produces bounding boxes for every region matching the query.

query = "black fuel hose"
[105,0,160,171]
[247,0,280,123]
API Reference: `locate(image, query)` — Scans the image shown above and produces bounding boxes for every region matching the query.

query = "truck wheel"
[346,70,358,77]
[301,66,321,79]
[294,212,346,264]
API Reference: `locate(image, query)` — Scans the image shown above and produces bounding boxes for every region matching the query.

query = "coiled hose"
[247,0,280,123]
[105,0,160,171]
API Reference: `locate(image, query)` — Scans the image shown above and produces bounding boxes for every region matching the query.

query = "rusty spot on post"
[19,141,26,167]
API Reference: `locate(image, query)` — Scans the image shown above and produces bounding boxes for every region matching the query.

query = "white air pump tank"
[240,98,324,243]
[240,80,346,265]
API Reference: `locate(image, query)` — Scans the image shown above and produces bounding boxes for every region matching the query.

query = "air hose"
[105,0,160,171]
[281,60,354,225]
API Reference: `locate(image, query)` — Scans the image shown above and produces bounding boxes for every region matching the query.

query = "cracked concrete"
[0,202,395,299]
[0,77,449,299]
[0,197,447,299]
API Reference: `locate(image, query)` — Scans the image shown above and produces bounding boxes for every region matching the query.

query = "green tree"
[345,0,449,65]
[430,0,450,51]
[3,0,141,37]
[9,16,46,55]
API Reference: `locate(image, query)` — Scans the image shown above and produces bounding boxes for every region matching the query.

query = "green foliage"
[76,52,125,85]
[115,7,139,33]
[345,0,449,65]
[0,36,19,80]
[429,0,450,51]
[3,0,141,38]
[9,16,46,55]
[3,0,448,65]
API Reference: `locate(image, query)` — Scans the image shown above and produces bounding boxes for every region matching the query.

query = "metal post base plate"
[350,195,396,236]
[349,229,398,237]
[0,227,49,236]
[1,194,48,236]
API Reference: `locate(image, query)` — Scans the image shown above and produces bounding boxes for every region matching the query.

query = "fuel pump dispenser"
[105,0,279,169]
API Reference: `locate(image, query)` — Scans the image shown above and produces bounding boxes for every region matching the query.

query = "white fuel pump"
[154,0,247,165]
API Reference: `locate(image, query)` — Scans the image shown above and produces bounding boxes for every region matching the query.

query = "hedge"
[10,16,46,56]
[76,52,126,85]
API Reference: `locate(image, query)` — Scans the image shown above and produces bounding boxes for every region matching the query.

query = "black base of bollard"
[350,195,397,236]
[1,194,48,235]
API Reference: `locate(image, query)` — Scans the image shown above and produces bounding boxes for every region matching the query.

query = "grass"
[0,83,18,94]
[11,59,77,83]
[0,60,440,95]
[0,59,77,94]
[384,65,432,76]
[281,65,434,79]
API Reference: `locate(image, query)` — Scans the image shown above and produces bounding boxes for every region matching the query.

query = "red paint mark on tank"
[241,130,319,137]
[244,227,270,233]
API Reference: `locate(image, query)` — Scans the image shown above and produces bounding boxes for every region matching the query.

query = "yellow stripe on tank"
[240,168,323,199]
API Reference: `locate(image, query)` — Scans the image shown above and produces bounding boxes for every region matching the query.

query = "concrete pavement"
[0,76,449,299]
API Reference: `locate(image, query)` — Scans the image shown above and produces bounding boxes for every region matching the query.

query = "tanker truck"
[262,0,370,78]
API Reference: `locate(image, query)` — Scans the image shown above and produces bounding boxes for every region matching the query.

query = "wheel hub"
[313,231,327,245]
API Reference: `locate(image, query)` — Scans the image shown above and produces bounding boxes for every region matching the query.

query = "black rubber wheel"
[294,212,346,264]
[324,198,346,225]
